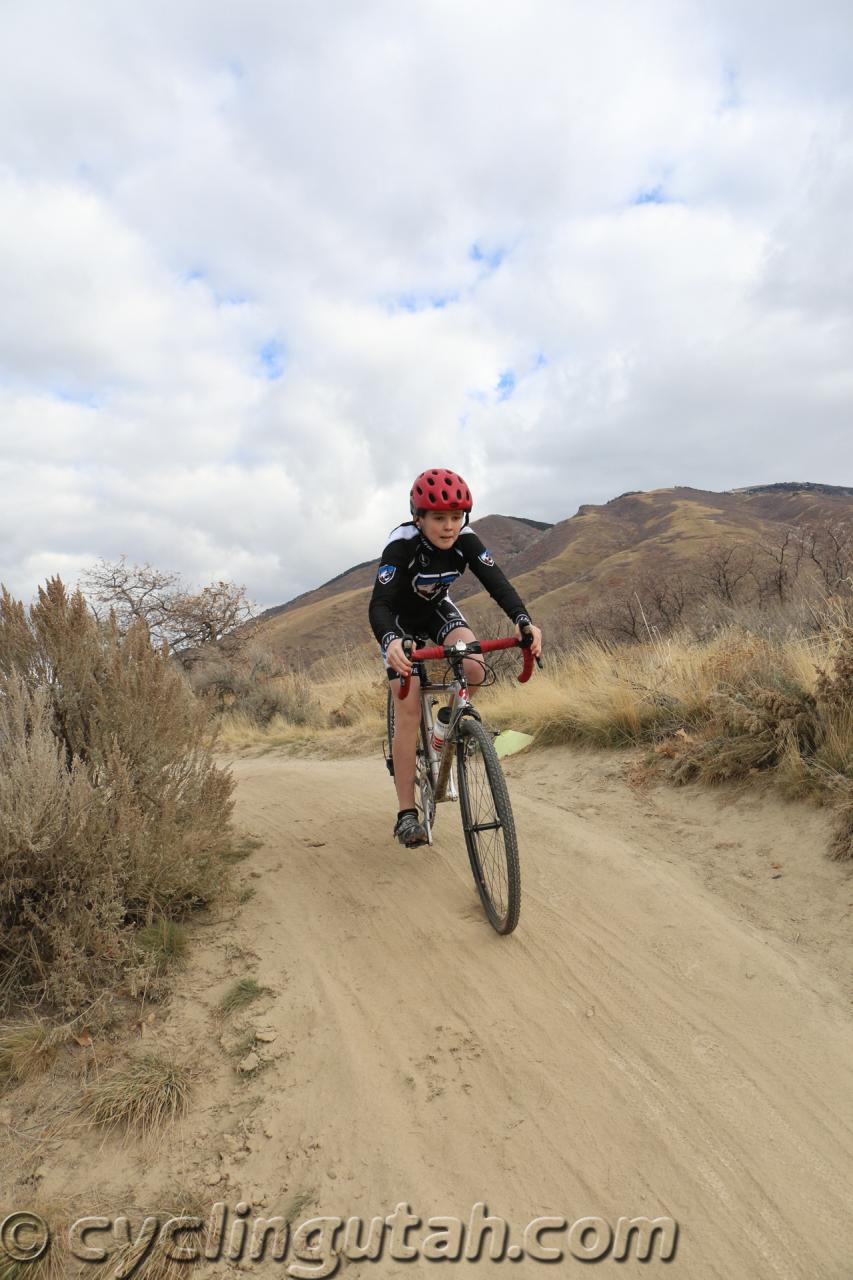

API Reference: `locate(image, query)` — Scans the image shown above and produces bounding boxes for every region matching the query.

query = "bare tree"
[599,591,645,642]
[755,527,805,607]
[79,555,256,663]
[635,571,693,630]
[799,519,853,596]
[695,541,756,605]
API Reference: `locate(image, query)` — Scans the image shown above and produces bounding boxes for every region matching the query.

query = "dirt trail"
[14,745,853,1278]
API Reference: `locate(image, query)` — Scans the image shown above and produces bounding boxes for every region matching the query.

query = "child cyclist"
[368,468,543,848]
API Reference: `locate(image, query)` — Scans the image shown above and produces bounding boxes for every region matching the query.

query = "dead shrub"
[0,578,235,1014]
[241,675,321,727]
[75,1052,193,1137]
[0,1018,64,1085]
[829,804,853,861]
[217,977,269,1017]
[190,641,321,727]
[668,685,819,786]
[134,920,189,970]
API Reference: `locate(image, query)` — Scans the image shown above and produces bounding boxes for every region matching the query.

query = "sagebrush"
[0,578,235,1014]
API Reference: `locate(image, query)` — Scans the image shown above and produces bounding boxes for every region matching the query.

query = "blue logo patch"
[478,549,495,567]
[413,570,460,599]
[377,564,396,585]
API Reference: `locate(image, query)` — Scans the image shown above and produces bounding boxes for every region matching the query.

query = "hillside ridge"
[258,482,853,666]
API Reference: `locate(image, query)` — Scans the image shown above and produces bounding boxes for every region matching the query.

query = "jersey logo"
[377,564,396,585]
[412,569,460,599]
[478,549,495,567]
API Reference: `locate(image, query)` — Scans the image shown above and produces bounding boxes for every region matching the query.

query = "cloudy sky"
[2,0,852,609]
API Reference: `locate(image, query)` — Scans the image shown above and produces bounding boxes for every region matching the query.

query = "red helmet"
[410,468,473,516]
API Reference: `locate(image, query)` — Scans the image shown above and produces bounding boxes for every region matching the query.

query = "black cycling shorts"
[380,598,470,676]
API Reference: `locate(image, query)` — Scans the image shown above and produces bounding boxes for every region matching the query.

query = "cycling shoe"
[393,811,429,848]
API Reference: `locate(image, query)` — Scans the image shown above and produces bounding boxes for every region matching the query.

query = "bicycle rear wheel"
[456,716,521,934]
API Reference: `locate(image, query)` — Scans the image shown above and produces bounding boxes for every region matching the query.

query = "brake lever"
[519,627,544,669]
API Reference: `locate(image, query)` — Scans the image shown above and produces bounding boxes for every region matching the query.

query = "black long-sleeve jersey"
[368,521,532,652]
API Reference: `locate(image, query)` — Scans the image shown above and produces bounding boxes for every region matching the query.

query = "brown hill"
[258,515,551,623]
[259,484,853,667]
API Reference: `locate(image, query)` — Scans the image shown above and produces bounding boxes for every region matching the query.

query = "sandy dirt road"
[180,745,853,1280]
[14,744,853,1279]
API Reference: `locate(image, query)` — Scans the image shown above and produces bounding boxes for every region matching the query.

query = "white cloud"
[0,0,851,609]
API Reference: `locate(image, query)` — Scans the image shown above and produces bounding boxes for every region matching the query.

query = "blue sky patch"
[470,242,506,272]
[259,340,285,380]
[718,64,742,111]
[388,291,458,313]
[634,184,668,205]
[184,268,249,306]
[52,386,102,409]
[496,369,516,401]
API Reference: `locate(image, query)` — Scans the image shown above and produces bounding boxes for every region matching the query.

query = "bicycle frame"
[418,671,471,804]
[388,632,538,931]
[399,635,536,805]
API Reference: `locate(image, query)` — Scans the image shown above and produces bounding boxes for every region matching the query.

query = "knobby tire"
[456,716,521,934]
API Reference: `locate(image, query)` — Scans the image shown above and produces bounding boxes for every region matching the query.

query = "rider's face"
[417,510,466,547]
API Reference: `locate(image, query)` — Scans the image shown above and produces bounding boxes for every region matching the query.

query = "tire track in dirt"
[196,748,853,1278]
[15,746,852,1279]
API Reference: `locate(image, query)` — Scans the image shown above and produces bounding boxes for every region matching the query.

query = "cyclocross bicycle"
[384,633,538,935]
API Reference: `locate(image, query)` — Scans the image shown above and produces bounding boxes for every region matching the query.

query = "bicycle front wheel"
[456,717,521,934]
[385,685,396,773]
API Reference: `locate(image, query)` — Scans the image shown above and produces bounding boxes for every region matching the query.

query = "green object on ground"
[493,730,535,759]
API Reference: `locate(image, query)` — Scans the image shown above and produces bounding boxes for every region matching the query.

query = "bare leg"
[391,673,422,811]
[391,627,481,814]
[440,626,486,690]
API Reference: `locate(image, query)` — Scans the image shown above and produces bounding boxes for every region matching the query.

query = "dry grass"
[211,612,853,860]
[107,1186,211,1280]
[221,832,264,863]
[217,977,268,1017]
[215,648,388,755]
[0,1019,66,1087]
[0,1188,215,1280]
[213,623,826,753]
[0,1197,78,1280]
[134,921,189,970]
[471,626,826,748]
[75,1053,193,1137]
[0,1250,58,1280]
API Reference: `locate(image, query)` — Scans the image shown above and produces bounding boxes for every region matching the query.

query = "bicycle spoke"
[386,639,529,933]
[456,718,520,933]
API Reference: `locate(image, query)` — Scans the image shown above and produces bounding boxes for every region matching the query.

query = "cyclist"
[369,468,543,847]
